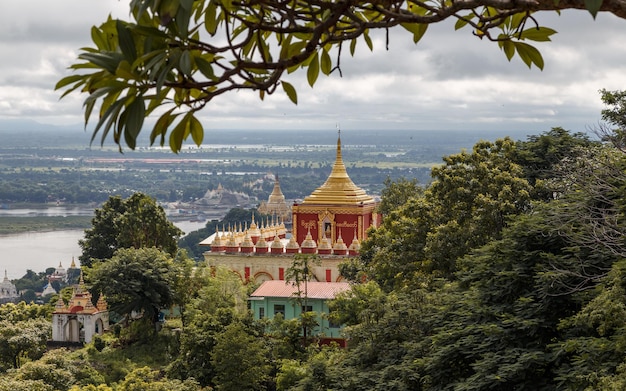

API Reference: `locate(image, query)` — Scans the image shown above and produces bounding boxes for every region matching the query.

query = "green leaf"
[93,99,124,146]
[169,115,189,153]
[195,56,216,80]
[124,96,145,149]
[189,114,204,146]
[401,23,428,43]
[180,0,194,11]
[79,52,124,74]
[363,31,373,51]
[116,60,136,80]
[204,0,218,34]
[350,38,357,56]
[454,17,470,31]
[54,75,85,90]
[501,40,515,61]
[584,0,603,18]
[286,41,307,60]
[176,2,191,35]
[279,34,293,60]
[514,41,544,70]
[116,20,137,63]
[155,58,176,92]
[131,25,170,40]
[91,26,108,50]
[180,50,192,77]
[307,52,320,87]
[320,49,332,75]
[150,109,177,146]
[520,27,557,42]
[282,81,298,104]
[508,12,527,30]
[84,97,96,127]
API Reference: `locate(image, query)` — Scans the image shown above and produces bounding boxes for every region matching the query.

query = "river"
[0,216,208,280]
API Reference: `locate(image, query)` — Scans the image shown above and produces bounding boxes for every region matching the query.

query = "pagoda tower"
[258,174,292,221]
[291,131,379,248]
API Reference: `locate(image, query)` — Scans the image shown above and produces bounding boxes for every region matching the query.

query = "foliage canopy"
[79,193,182,267]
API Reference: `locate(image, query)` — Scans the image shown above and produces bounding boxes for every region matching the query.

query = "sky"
[1,1,625,142]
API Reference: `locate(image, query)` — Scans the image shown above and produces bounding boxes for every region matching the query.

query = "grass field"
[0,216,93,235]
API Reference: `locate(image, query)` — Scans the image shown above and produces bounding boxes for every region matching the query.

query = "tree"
[377,177,422,216]
[553,259,626,390]
[513,127,597,200]
[359,138,532,288]
[55,0,616,152]
[169,266,250,387]
[285,255,321,343]
[79,193,182,267]
[116,367,203,391]
[89,247,177,330]
[15,349,81,391]
[0,302,51,323]
[0,378,53,391]
[0,318,50,370]
[597,89,626,152]
[211,323,271,391]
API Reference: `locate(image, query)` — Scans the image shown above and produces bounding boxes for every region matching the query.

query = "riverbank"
[0,216,93,235]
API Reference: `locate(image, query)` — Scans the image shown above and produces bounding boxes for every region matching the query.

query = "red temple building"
[201,133,381,283]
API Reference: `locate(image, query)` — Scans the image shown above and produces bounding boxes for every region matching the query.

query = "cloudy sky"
[1,1,625,140]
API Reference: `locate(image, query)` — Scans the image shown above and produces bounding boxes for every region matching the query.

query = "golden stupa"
[301,132,375,206]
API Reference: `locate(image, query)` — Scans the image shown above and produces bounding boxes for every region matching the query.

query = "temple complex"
[48,261,67,283]
[257,174,291,221]
[0,270,18,304]
[202,133,380,283]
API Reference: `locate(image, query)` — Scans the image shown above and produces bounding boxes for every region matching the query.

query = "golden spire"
[211,226,222,247]
[268,174,286,204]
[301,131,375,206]
[77,270,86,292]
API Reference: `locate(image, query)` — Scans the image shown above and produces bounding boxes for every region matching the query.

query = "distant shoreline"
[0,216,92,235]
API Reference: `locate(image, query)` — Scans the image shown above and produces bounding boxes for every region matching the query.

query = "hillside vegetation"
[5,126,626,390]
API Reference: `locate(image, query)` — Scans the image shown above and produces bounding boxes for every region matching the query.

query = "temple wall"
[203,252,346,283]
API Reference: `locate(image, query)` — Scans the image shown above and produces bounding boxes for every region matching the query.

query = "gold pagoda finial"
[336,125,342,161]
[301,131,375,206]
[77,270,86,293]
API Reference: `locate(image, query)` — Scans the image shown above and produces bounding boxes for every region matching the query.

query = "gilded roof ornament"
[301,132,375,206]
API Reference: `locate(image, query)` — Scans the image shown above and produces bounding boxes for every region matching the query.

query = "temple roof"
[301,134,375,206]
[250,280,351,300]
